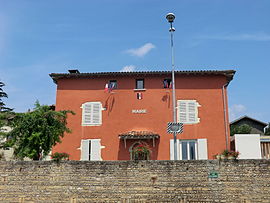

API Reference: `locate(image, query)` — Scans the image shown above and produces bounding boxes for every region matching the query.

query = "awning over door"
[119,131,160,148]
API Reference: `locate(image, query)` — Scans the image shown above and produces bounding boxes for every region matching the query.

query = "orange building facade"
[50,70,235,161]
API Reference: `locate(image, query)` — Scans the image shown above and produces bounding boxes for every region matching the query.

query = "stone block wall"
[1,160,270,202]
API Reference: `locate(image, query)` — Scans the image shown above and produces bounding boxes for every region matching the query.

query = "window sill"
[133,89,146,92]
[178,122,200,125]
[82,124,102,127]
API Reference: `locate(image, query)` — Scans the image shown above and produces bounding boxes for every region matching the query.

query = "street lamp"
[166,13,177,160]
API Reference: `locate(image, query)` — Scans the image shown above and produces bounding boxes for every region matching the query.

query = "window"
[136,79,144,89]
[177,100,200,124]
[180,140,197,160]
[81,102,102,126]
[170,138,207,160]
[163,79,172,88]
[80,139,101,160]
[109,80,117,89]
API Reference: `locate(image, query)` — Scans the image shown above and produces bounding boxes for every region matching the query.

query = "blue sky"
[0,0,269,123]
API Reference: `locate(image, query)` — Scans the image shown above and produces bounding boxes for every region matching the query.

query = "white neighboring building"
[0,126,14,161]
[231,134,261,159]
[230,116,270,159]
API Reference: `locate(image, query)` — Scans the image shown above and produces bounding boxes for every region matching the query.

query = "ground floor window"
[170,138,208,160]
[80,139,101,161]
[179,140,197,160]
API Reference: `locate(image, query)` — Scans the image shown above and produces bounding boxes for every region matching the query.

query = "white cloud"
[120,65,136,72]
[229,104,247,121]
[198,32,270,41]
[125,43,155,57]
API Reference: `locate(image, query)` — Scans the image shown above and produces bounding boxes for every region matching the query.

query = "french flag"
[104,83,109,92]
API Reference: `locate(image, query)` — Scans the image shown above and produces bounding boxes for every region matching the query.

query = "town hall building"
[50,69,235,161]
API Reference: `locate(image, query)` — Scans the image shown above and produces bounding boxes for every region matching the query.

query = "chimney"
[68,69,80,74]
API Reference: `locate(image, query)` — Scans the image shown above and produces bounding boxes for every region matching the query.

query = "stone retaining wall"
[1,160,270,202]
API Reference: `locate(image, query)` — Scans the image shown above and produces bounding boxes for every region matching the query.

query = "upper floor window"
[109,80,117,90]
[81,102,102,126]
[136,79,144,89]
[163,79,172,88]
[177,100,200,124]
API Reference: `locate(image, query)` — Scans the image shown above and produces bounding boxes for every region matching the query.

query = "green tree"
[0,81,13,142]
[230,124,252,136]
[0,81,13,112]
[1,102,74,160]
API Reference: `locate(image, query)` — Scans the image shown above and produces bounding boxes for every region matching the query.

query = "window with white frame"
[81,102,102,126]
[80,139,101,161]
[179,140,197,160]
[177,100,200,124]
[170,138,208,160]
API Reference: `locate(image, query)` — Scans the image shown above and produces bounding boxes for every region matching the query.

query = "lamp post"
[166,13,177,160]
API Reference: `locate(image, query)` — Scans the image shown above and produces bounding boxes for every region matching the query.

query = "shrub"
[230,124,252,136]
[222,149,230,157]
[229,151,240,158]
[51,152,69,162]
[216,150,240,160]
[132,144,151,160]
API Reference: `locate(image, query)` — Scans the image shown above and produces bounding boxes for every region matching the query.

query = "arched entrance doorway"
[118,130,160,160]
[129,141,151,160]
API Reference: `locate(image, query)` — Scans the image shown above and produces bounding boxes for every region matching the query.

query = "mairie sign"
[167,122,183,134]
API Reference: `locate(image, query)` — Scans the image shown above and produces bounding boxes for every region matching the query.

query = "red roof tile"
[119,131,160,139]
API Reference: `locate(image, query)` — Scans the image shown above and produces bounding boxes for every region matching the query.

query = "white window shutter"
[177,100,200,124]
[90,139,101,160]
[170,139,174,160]
[82,104,92,125]
[188,101,196,123]
[197,139,208,160]
[82,102,102,126]
[170,139,180,160]
[91,103,102,125]
[178,101,187,123]
[176,139,180,160]
[81,140,90,160]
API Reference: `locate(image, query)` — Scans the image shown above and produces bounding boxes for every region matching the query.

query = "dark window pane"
[182,142,188,160]
[189,141,196,160]
[136,79,144,89]
[109,80,117,89]
[163,79,172,88]
[89,141,91,160]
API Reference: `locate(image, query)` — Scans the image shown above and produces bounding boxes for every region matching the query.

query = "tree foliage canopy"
[1,102,74,160]
[0,81,13,112]
[230,124,252,136]
[0,81,13,140]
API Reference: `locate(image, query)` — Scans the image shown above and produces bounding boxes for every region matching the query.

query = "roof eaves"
[230,115,268,126]
[49,69,236,84]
